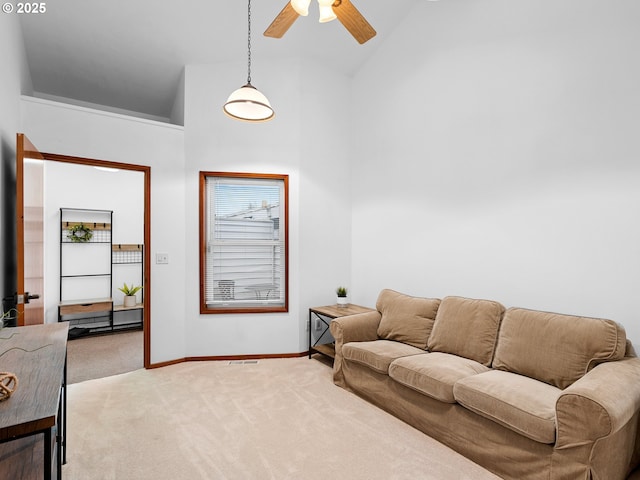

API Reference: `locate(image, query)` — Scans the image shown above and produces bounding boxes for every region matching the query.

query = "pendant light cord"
[223,0,274,121]
[247,0,252,85]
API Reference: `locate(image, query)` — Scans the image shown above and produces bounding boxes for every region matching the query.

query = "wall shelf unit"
[112,243,144,330]
[58,208,143,338]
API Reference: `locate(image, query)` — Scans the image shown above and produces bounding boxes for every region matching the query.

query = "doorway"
[40,152,151,371]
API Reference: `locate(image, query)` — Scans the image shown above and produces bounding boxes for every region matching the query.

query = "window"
[200,172,288,314]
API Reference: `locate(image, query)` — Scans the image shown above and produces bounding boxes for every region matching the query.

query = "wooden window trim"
[199,171,289,314]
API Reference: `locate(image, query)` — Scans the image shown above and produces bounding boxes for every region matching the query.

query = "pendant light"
[317,0,337,23]
[290,0,337,23]
[291,0,311,16]
[223,0,275,122]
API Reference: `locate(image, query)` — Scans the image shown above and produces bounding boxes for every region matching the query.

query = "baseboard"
[148,351,308,369]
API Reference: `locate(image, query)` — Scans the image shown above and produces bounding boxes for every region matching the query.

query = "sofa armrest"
[329,311,382,387]
[555,357,640,448]
[330,311,382,350]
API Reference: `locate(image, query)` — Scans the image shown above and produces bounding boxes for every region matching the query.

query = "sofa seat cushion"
[454,370,561,444]
[427,296,506,366]
[493,307,627,389]
[376,289,441,349]
[342,340,425,374]
[389,352,490,403]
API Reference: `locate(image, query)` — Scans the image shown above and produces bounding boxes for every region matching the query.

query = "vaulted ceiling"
[19,0,420,122]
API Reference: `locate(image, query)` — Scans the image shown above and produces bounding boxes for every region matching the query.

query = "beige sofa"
[330,289,640,480]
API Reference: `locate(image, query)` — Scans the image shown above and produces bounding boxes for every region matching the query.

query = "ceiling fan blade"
[333,0,376,44]
[264,2,300,38]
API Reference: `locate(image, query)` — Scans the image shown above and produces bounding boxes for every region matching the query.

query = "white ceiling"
[19,0,420,122]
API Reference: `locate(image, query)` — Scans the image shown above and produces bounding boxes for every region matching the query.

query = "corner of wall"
[170,67,185,126]
[14,15,33,96]
[0,13,28,312]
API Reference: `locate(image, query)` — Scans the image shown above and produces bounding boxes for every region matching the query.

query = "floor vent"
[228,360,260,365]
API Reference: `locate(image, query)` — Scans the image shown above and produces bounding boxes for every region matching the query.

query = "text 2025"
[17,2,46,13]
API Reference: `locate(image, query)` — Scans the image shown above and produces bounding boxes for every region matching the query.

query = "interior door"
[16,133,45,326]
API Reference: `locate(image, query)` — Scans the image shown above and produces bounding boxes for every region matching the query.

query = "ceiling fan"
[264,0,376,45]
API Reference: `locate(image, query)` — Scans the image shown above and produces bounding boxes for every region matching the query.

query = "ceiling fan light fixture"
[290,0,311,16]
[264,0,376,44]
[317,0,337,23]
[223,84,275,122]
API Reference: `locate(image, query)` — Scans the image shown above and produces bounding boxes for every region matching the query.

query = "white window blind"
[203,174,287,311]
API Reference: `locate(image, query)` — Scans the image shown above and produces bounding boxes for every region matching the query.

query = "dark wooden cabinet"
[0,323,69,479]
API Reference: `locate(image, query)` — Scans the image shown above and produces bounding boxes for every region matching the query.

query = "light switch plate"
[156,253,169,264]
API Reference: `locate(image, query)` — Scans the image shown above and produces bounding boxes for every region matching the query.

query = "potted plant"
[336,286,348,308]
[118,282,142,308]
[1,307,17,329]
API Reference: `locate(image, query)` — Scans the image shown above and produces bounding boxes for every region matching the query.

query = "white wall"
[297,61,353,348]
[21,97,185,364]
[351,0,640,344]
[0,14,32,313]
[184,58,351,356]
[19,55,352,362]
[43,163,144,323]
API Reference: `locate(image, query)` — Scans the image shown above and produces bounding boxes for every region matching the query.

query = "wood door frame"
[16,134,45,325]
[41,152,151,369]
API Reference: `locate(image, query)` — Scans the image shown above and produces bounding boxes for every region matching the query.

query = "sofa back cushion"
[492,307,627,389]
[376,289,441,349]
[427,296,505,366]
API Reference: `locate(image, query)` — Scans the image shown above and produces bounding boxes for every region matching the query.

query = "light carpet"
[63,357,501,480]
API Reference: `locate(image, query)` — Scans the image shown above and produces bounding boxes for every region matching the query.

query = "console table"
[0,323,68,480]
[308,304,374,359]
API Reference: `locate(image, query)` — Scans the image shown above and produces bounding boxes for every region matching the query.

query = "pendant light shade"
[223,84,274,122]
[318,0,337,23]
[291,0,311,16]
[223,0,275,122]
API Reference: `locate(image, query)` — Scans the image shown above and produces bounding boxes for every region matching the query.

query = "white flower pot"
[123,295,137,308]
[337,296,348,308]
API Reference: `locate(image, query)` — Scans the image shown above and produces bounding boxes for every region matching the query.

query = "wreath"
[67,223,93,243]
